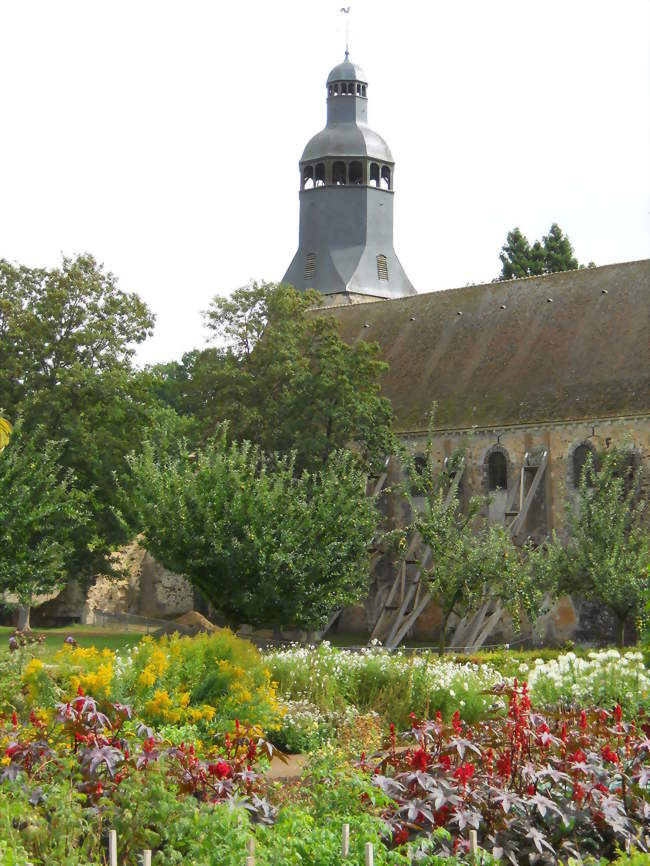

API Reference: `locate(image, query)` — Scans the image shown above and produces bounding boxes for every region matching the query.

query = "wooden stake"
[469,829,478,855]
[341,823,350,857]
[108,830,117,866]
[142,851,152,866]
[247,838,255,855]
[365,842,374,866]
[246,858,255,866]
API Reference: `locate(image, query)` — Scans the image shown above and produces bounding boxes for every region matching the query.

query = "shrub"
[20,630,283,735]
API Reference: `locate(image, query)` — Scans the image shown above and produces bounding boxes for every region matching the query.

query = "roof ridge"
[311,258,649,310]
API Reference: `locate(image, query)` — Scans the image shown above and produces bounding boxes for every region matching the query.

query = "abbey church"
[281,55,650,645]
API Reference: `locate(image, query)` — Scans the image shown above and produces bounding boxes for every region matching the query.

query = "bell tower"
[283,56,416,303]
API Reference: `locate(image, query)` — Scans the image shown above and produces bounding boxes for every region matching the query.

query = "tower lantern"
[283,56,416,303]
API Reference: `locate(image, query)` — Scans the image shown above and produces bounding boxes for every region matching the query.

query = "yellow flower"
[138,666,157,688]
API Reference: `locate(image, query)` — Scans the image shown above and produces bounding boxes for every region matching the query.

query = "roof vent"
[601,289,608,294]
[304,253,316,280]
[376,254,388,281]
[547,298,553,303]
[409,316,416,321]
[363,323,370,328]
[457,311,463,316]
[500,304,507,310]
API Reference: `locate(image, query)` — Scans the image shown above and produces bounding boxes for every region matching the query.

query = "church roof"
[317,260,650,432]
[301,123,393,162]
[327,59,367,84]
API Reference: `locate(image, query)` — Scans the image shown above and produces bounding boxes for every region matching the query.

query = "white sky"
[1,0,648,365]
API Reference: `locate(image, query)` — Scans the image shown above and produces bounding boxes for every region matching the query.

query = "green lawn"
[0,624,144,659]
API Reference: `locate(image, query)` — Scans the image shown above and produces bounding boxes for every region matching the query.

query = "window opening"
[356,83,361,95]
[304,253,316,281]
[369,163,379,187]
[572,444,594,489]
[333,161,347,185]
[349,161,363,185]
[302,165,314,190]
[376,254,388,281]
[488,451,507,491]
[333,84,339,95]
[315,163,326,186]
[362,84,367,96]
[381,166,391,190]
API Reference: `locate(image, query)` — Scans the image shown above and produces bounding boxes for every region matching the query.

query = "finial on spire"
[340,6,351,60]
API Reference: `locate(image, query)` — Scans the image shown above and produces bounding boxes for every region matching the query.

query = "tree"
[497,223,588,280]
[0,254,158,577]
[558,449,648,646]
[396,450,550,654]
[154,282,396,473]
[124,423,379,630]
[0,422,87,629]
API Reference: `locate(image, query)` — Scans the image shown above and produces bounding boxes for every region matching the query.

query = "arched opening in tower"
[369,163,379,187]
[302,165,314,190]
[381,166,391,190]
[333,161,347,185]
[315,163,326,186]
[349,161,363,185]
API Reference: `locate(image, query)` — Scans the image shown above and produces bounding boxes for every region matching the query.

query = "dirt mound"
[174,611,217,633]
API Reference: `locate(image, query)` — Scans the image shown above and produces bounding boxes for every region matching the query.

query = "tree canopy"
[0,254,158,577]
[0,421,88,628]
[497,223,593,280]
[152,282,396,473]
[555,448,648,646]
[125,424,379,630]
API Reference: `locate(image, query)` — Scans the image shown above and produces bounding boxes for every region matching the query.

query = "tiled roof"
[317,260,650,432]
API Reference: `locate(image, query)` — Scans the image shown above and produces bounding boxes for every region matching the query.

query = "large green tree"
[153,282,396,473]
[497,223,591,280]
[557,449,648,646]
[125,424,379,630]
[0,254,157,577]
[0,422,88,629]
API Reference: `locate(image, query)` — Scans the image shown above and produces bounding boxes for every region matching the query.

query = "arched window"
[302,165,314,190]
[362,84,367,96]
[488,451,508,491]
[356,83,361,95]
[410,453,428,494]
[369,163,379,187]
[381,166,391,190]
[333,84,339,95]
[328,85,333,96]
[349,161,363,184]
[315,163,326,186]
[572,444,594,489]
[333,161,347,185]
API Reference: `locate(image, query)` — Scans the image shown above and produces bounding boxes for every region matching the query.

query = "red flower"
[601,744,619,764]
[393,826,409,845]
[208,760,232,779]
[567,748,587,765]
[613,703,623,723]
[572,782,586,803]
[438,753,451,771]
[580,709,587,730]
[496,752,511,779]
[11,711,17,727]
[453,762,475,786]
[410,748,429,772]
[452,711,462,734]
[434,804,450,827]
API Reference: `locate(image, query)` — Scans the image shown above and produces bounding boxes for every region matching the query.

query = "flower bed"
[364,681,650,862]
[265,642,504,726]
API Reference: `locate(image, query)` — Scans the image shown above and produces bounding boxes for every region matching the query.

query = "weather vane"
[340,6,351,59]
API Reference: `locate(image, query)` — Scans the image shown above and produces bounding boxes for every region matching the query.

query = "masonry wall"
[336,415,649,644]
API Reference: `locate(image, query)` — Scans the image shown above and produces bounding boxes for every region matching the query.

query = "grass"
[0,625,144,659]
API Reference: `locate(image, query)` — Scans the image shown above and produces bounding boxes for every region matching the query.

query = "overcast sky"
[1,0,648,365]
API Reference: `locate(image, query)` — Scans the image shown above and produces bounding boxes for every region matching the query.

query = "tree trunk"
[615,614,626,648]
[438,611,450,656]
[16,604,31,632]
